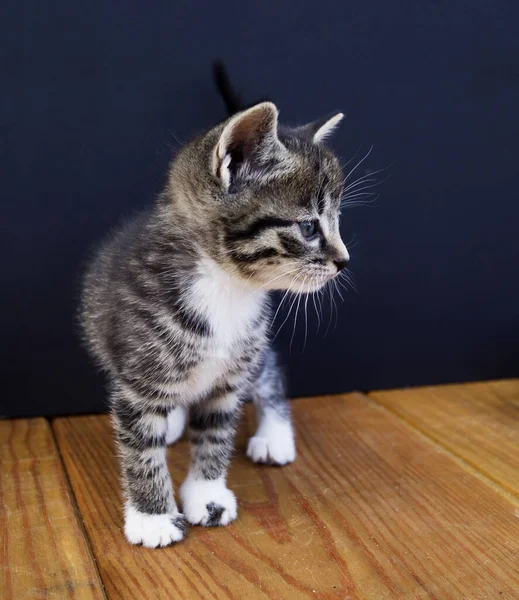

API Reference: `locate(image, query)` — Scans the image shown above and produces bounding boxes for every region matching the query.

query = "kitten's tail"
[213,61,244,116]
[212,61,270,116]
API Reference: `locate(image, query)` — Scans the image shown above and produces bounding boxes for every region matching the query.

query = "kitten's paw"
[166,406,187,445]
[247,417,296,465]
[180,476,237,527]
[124,506,187,548]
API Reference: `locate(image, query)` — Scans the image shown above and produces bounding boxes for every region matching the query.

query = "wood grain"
[53,394,519,599]
[369,380,519,498]
[0,418,106,599]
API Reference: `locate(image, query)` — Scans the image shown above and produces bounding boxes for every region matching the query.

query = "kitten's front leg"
[180,391,241,527]
[111,385,187,547]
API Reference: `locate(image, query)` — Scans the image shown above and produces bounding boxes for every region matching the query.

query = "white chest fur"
[180,257,265,400]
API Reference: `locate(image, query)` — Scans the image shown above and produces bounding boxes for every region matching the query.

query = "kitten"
[79,68,349,548]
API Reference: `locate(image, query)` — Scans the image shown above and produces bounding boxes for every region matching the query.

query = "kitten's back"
[79,210,151,373]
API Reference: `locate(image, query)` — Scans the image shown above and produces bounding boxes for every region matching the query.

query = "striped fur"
[80,101,349,547]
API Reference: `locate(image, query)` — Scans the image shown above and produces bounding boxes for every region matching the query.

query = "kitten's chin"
[300,278,329,293]
[250,268,331,294]
[272,276,328,294]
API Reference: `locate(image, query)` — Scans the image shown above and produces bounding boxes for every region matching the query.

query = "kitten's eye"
[299,220,318,239]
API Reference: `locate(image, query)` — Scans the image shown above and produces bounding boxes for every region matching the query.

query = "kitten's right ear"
[213,102,283,191]
[295,112,344,144]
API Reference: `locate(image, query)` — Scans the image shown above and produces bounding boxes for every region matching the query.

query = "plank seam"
[365,393,519,509]
[49,418,110,600]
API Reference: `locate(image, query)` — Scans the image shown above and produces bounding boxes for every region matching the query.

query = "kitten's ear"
[214,102,283,190]
[297,112,344,144]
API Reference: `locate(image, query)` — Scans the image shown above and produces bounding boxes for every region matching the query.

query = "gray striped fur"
[79,102,348,547]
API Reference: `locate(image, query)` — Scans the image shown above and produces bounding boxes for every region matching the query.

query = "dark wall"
[2,1,518,418]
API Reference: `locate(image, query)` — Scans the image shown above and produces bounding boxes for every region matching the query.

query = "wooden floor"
[2,381,519,599]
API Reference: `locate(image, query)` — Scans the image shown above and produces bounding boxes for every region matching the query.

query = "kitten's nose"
[334,258,350,272]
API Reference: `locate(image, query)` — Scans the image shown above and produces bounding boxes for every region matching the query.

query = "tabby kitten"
[80,90,349,547]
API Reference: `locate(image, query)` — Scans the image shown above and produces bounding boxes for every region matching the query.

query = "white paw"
[180,476,237,527]
[166,406,187,445]
[124,506,187,548]
[247,435,296,465]
[247,413,296,465]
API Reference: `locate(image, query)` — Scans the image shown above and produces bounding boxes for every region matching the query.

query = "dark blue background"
[2,1,518,417]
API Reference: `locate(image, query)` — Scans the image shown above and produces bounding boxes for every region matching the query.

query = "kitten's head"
[170,102,349,293]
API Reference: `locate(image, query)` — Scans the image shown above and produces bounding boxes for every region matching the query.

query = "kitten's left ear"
[297,112,344,144]
[214,102,284,191]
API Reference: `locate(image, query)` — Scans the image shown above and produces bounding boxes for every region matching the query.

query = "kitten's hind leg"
[166,406,187,445]
[111,384,187,547]
[246,349,296,466]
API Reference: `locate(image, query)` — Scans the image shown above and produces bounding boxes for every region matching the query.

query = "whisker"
[332,278,345,302]
[167,129,185,147]
[302,288,310,352]
[312,289,321,332]
[319,286,326,327]
[331,289,339,332]
[342,190,378,199]
[315,285,324,333]
[270,274,300,329]
[340,143,363,172]
[324,281,334,337]
[248,266,301,298]
[272,275,302,339]
[274,276,304,342]
[343,164,393,192]
[342,145,374,186]
[342,197,376,209]
[344,233,358,251]
[342,174,391,197]
[289,277,307,353]
[336,275,350,294]
[342,193,380,209]
[341,269,357,293]
[343,177,378,193]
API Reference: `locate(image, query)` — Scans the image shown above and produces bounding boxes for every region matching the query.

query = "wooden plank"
[0,418,106,600]
[53,394,519,599]
[369,380,519,498]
